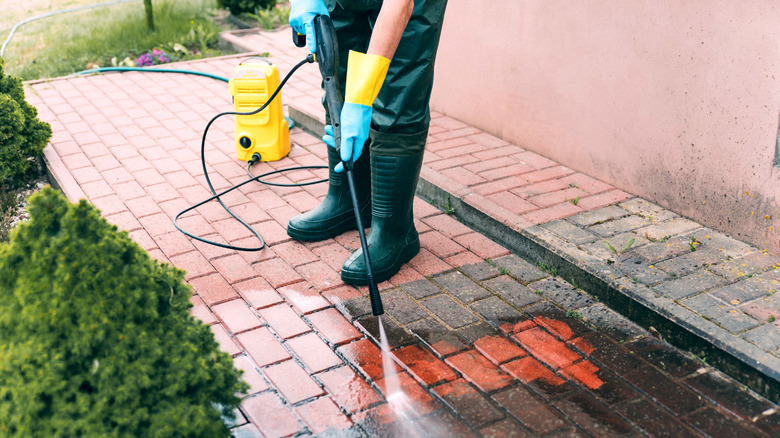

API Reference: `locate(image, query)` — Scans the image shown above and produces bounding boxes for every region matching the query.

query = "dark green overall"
[288,0,449,284]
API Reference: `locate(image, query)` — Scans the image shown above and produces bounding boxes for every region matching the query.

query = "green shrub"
[218,0,276,15]
[0,58,51,187]
[0,188,247,437]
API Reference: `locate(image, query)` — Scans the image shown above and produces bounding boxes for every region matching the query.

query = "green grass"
[3,0,227,80]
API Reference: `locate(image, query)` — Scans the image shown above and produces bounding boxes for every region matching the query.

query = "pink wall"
[431,1,780,254]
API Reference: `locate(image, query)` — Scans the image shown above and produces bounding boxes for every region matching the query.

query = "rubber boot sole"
[287,211,372,242]
[340,238,420,285]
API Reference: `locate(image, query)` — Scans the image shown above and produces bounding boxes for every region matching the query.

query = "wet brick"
[479,418,533,438]
[708,251,779,281]
[541,219,599,245]
[459,321,500,343]
[653,269,728,300]
[684,370,775,421]
[375,372,440,416]
[552,391,636,437]
[617,398,700,438]
[527,278,595,309]
[257,304,312,339]
[483,276,542,308]
[264,360,325,404]
[500,356,564,388]
[613,257,671,285]
[339,296,373,320]
[681,294,759,333]
[285,332,342,373]
[241,392,302,437]
[473,335,527,365]
[460,261,501,282]
[406,318,469,357]
[232,354,270,395]
[432,270,491,304]
[493,254,549,284]
[580,332,645,374]
[578,304,649,343]
[623,366,704,415]
[562,362,639,406]
[399,278,443,299]
[306,308,362,346]
[380,289,429,325]
[394,344,458,386]
[433,378,505,428]
[684,407,764,438]
[754,410,780,436]
[211,299,262,334]
[569,205,629,227]
[357,315,418,348]
[235,327,291,367]
[741,323,780,351]
[413,409,478,438]
[295,397,353,435]
[469,296,529,329]
[626,336,700,378]
[337,338,398,382]
[316,365,383,413]
[277,282,330,314]
[421,294,480,329]
[492,386,571,435]
[513,327,582,369]
[445,350,514,392]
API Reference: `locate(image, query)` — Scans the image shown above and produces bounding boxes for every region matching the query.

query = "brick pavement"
[22,28,780,436]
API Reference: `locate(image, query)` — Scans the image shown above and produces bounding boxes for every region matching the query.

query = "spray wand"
[295,16,384,316]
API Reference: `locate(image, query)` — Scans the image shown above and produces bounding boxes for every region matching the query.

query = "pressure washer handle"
[292,29,307,48]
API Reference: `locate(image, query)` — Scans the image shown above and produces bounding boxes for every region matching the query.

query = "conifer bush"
[0,58,51,187]
[0,188,247,437]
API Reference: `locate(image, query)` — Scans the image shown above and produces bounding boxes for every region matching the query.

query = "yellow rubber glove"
[336,51,390,172]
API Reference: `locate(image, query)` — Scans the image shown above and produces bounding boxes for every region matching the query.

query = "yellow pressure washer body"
[228,59,290,162]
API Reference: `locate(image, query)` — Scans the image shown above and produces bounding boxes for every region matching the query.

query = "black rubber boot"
[287,145,371,242]
[341,149,424,285]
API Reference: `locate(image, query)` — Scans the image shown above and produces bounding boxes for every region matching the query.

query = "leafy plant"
[445,195,455,215]
[0,188,247,436]
[569,196,580,206]
[604,238,635,255]
[0,58,51,188]
[566,310,583,320]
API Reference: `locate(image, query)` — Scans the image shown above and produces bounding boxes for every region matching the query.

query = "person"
[287,0,448,285]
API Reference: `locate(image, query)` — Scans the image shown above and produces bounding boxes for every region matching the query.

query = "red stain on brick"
[513,327,581,369]
[501,319,537,334]
[473,335,528,365]
[534,316,575,341]
[568,336,596,355]
[501,356,565,386]
[561,360,604,390]
[445,350,514,392]
[394,345,458,386]
[338,338,398,382]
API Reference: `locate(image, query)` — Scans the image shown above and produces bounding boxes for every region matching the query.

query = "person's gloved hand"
[289,0,329,53]
[337,51,391,172]
[322,124,335,148]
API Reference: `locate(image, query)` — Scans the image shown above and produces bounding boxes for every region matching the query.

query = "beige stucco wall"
[430,0,780,254]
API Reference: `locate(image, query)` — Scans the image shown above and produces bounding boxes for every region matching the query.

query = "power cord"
[173,54,328,251]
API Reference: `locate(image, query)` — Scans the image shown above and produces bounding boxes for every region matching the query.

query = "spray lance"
[294,16,384,316]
